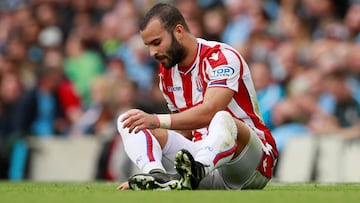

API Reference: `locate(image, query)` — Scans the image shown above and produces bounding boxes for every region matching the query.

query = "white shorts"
[162,129,270,190]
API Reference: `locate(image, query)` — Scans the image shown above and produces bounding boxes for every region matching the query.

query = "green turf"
[1,182,359,203]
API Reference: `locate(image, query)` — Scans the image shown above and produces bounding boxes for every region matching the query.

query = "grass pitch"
[1,182,359,203]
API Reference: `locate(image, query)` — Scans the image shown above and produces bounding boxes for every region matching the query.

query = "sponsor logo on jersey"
[211,66,235,79]
[167,86,182,92]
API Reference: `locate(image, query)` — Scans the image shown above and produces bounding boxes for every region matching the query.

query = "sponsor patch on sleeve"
[210,66,235,80]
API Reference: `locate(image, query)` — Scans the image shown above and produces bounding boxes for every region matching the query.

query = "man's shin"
[195,111,238,173]
[116,114,165,173]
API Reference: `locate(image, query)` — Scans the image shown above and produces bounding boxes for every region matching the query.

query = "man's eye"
[153,40,161,46]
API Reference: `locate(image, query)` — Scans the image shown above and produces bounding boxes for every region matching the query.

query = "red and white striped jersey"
[158,38,278,158]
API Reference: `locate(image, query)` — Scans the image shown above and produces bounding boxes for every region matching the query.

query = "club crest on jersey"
[195,76,203,92]
[209,51,219,61]
[211,66,235,79]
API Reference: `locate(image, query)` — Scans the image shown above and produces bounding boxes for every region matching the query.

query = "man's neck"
[178,35,198,69]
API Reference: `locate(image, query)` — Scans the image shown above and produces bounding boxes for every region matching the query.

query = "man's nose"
[149,46,158,57]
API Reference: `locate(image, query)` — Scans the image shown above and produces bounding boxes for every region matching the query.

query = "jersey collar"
[178,42,200,75]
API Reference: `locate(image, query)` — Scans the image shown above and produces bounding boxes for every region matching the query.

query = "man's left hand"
[121,109,159,133]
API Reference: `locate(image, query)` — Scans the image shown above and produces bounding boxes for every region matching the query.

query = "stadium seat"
[276,135,317,183]
[338,139,360,183]
[315,136,345,183]
[28,136,102,181]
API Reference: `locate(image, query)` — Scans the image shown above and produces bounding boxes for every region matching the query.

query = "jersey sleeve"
[207,49,241,92]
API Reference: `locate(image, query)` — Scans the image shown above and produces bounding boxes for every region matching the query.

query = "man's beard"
[159,34,187,69]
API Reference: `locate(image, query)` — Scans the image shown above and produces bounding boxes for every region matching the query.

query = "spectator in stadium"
[309,69,360,138]
[15,66,67,137]
[346,44,360,104]
[64,29,105,108]
[0,71,24,179]
[98,12,122,57]
[117,34,155,93]
[43,48,83,130]
[113,0,156,94]
[270,68,324,152]
[298,0,349,39]
[175,0,204,38]
[221,0,252,50]
[344,3,360,42]
[116,3,278,190]
[250,61,285,130]
[70,75,113,137]
[201,3,228,42]
[268,41,300,86]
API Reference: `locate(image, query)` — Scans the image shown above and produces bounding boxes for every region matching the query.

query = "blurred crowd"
[0,0,359,181]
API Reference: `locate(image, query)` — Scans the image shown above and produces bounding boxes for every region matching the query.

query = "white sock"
[117,115,165,173]
[195,111,238,175]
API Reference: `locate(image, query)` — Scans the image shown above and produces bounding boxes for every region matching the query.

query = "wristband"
[155,114,172,129]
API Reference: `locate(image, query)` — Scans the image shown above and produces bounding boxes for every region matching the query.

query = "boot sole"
[174,150,194,190]
[128,174,181,190]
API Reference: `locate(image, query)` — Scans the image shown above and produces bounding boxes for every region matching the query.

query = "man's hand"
[116,182,130,190]
[121,109,159,133]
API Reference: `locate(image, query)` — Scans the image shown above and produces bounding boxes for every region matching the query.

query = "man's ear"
[173,24,185,40]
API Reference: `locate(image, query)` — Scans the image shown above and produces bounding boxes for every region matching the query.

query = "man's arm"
[121,87,234,133]
[170,87,234,130]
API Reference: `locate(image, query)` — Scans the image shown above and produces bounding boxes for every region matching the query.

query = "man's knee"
[213,111,232,120]
[210,111,237,139]
[117,113,129,140]
[211,111,251,157]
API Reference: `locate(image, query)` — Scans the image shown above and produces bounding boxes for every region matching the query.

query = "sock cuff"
[142,162,166,174]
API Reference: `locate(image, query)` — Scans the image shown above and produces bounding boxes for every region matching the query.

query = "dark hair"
[139,3,190,33]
